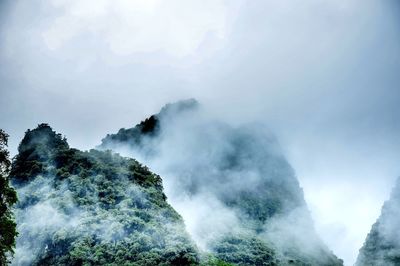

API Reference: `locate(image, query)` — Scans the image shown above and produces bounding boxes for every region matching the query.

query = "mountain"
[10,124,200,265]
[100,99,343,266]
[356,178,400,266]
[100,98,198,156]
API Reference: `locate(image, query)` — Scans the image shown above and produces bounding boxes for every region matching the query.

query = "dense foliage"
[209,235,277,265]
[0,129,18,265]
[11,124,200,265]
[10,124,69,182]
[356,179,400,266]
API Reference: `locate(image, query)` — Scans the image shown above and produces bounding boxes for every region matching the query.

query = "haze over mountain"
[1,1,400,265]
[100,99,343,265]
[7,100,346,265]
[10,124,199,265]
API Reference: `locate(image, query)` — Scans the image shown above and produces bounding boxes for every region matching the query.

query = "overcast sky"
[1,0,400,264]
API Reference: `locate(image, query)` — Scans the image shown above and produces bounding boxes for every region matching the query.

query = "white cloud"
[42,0,231,57]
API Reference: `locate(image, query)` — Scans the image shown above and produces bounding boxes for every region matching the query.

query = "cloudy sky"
[1,0,400,264]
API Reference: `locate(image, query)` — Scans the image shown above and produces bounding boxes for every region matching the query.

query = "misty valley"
[0,100,398,266]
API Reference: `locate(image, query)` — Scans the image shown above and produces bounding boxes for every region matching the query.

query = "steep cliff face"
[100,100,343,266]
[10,124,199,266]
[356,179,400,266]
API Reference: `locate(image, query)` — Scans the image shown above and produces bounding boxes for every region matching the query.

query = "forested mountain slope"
[10,124,199,266]
[100,100,343,266]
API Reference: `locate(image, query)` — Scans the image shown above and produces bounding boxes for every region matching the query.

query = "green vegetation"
[11,124,199,265]
[209,235,277,265]
[0,129,18,265]
[200,255,235,266]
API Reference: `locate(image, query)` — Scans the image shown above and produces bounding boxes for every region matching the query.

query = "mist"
[1,0,400,264]
[99,100,342,264]
[10,125,200,265]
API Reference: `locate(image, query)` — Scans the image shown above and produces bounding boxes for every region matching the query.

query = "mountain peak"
[10,124,69,182]
[18,123,68,153]
[97,101,343,265]
[99,99,199,150]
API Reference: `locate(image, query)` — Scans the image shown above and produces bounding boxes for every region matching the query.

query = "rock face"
[10,124,199,266]
[100,99,343,266]
[356,179,400,266]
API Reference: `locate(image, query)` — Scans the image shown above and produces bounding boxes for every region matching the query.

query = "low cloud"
[100,102,340,263]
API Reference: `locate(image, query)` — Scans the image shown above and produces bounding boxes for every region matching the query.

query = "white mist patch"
[303,180,386,266]
[12,176,83,265]
[167,191,241,251]
[12,169,187,265]
[262,206,328,259]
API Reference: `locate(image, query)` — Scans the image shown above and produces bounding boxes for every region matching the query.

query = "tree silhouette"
[0,129,17,265]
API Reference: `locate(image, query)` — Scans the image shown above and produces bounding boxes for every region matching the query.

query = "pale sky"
[1,1,400,264]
